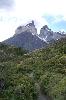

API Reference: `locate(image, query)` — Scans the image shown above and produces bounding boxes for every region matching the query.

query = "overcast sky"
[0,0,66,42]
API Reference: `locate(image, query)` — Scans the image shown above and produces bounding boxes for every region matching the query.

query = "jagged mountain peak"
[15,20,37,36]
[3,21,47,51]
[39,25,53,42]
[42,25,49,29]
[26,20,35,27]
[39,25,66,43]
[2,21,66,51]
[41,25,51,31]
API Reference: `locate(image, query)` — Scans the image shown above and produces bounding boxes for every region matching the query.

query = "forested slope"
[0,37,66,100]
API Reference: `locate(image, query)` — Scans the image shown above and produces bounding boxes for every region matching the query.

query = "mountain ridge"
[3,21,66,51]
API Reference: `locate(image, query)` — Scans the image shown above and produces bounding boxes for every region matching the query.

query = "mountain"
[15,20,37,36]
[3,21,66,51]
[3,21,47,51]
[39,25,66,43]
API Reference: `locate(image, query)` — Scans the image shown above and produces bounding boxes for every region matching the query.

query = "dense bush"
[0,37,66,100]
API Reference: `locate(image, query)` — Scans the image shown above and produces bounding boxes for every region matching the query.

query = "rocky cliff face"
[39,25,53,43]
[15,20,37,36]
[3,21,47,51]
[39,25,66,43]
[3,21,66,51]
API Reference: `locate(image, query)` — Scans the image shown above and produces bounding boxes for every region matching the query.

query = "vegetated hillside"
[0,43,38,100]
[0,37,66,100]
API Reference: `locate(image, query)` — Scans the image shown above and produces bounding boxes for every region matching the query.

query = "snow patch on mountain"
[39,25,66,43]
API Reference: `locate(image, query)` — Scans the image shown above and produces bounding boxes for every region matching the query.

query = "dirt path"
[38,91,49,100]
[29,74,49,100]
[35,83,49,100]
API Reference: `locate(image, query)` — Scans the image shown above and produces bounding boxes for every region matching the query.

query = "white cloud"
[0,0,66,41]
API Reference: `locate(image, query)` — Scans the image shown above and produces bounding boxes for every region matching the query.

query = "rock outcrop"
[15,20,37,36]
[3,21,66,51]
[3,21,47,51]
[39,25,66,43]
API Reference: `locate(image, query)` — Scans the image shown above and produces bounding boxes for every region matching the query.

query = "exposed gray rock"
[15,20,37,36]
[3,21,47,51]
[2,21,66,51]
[39,25,66,43]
